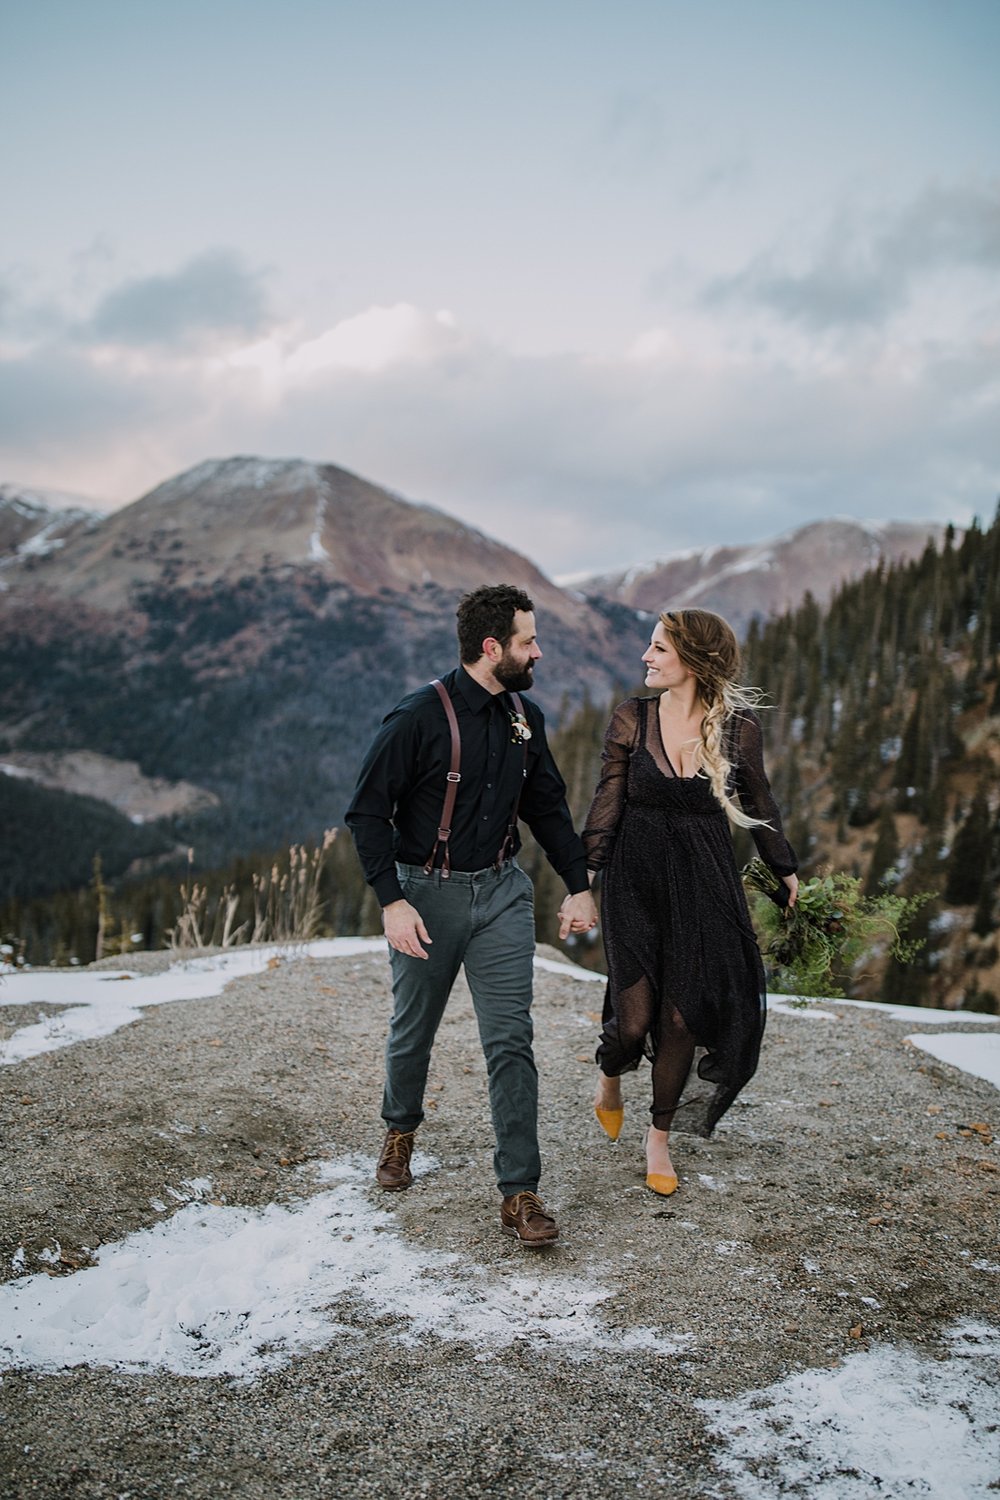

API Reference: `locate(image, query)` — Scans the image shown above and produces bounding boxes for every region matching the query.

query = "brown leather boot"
[500,1191,559,1247]
[375,1128,416,1190]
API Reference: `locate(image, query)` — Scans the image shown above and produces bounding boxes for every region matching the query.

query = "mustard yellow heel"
[594,1103,624,1142]
[645,1172,678,1197]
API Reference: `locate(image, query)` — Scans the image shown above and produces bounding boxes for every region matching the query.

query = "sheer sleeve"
[729,710,798,876]
[582,699,639,872]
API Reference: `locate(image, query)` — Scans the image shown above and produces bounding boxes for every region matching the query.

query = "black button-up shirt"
[345,666,590,907]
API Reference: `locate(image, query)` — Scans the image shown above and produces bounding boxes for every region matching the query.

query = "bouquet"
[742,857,930,998]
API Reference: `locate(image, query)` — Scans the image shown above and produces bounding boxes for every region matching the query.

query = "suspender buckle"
[446,771,461,783]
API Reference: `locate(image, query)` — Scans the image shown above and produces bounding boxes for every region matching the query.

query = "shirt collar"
[455,665,506,715]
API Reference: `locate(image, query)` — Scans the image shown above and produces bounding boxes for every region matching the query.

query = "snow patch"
[0,938,387,1065]
[308,482,330,560]
[906,1032,1000,1092]
[778,994,1000,1026]
[769,998,840,1020]
[700,1321,1000,1499]
[532,955,605,984]
[0,1156,687,1380]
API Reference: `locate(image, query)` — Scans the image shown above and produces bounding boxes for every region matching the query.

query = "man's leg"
[382,869,470,1132]
[462,863,541,1196]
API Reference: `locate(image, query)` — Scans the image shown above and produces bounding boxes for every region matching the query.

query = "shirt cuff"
[562,857,591,896]
[374,871,406,907]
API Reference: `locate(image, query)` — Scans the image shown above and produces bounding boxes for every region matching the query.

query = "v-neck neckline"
[654,696,700,781]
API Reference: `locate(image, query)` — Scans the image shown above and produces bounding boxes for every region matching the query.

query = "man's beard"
[495,651,534,692]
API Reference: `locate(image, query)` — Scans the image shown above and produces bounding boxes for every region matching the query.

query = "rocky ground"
[1,943,998,1499]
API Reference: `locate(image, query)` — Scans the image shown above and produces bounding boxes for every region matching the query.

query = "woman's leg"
[647,1004,696,1175]
[594,1069,622,1109]
[594,972,656,1111]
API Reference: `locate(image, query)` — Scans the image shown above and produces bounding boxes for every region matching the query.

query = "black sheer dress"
[582,697,797,1136]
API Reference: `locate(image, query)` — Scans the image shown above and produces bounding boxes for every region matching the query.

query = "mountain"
[0,457,637,897]
[3,457,567,610]
[576,518,949,632]
[0,484,100,578]
[0,455,971,917]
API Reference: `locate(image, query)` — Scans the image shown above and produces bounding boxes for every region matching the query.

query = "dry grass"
[167,829,337,950]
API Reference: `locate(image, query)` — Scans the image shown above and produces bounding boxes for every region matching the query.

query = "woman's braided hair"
[659,607,771,830]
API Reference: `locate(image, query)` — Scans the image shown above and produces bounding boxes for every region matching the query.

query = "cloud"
[703,181,1000,332]
[281,304,464,377]
[86,250,271,349]
[0,346,153,450]
[0,278,72,345]
[590,90,669,175]
[0,253,996,572]
[681,157,751,205]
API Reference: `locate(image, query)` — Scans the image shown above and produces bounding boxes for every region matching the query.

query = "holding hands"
[558,890,599,940]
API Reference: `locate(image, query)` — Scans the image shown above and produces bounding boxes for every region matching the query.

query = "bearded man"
[346,584,597,1246]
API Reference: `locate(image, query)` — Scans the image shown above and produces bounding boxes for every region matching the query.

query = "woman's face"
[642,622,693,690]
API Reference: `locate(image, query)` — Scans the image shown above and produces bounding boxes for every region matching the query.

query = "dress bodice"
[582,695,797,873]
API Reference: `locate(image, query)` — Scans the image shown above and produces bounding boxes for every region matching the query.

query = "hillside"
[1,457,586,616]
[0,457,632,897]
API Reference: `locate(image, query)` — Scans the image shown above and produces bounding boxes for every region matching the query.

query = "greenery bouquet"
[742,857,930,998]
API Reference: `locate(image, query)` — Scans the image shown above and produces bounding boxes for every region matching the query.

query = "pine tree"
[945,786,992,904]
[864,803,900,895]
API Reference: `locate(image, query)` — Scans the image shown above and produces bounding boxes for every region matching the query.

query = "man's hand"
[558,890,599,940]
[383,899,432,959]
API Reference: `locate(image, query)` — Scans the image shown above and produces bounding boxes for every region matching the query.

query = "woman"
[582,608,798,1195]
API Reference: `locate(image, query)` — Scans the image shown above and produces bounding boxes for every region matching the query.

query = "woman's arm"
[581,700,638,872]
[731,710,798,879]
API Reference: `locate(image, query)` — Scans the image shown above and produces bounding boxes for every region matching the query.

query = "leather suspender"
[422,680,527,877]
[423,679,462,876]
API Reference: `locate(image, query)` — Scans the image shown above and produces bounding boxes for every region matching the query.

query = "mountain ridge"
[575,517,949,632]
[0,484,101,579]
[0,455,582,614]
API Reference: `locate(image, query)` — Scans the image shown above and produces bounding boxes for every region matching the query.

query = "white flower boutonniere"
[509,711,532,744]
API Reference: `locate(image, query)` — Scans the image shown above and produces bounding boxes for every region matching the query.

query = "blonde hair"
[659,608,771,830]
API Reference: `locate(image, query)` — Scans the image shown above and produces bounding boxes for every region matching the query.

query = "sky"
[2,0,999,576]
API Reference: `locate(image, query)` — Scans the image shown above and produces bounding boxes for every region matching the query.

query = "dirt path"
[1,945,998,1499]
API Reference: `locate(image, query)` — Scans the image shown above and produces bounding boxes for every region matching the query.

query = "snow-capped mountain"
[575,518,949,631]
[0,456,581,616]
[0,484,101,577]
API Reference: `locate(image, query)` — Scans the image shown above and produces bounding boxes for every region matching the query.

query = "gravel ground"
[1,943,998,1500]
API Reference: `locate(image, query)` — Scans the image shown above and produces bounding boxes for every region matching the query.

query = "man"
[346,584,598,1247]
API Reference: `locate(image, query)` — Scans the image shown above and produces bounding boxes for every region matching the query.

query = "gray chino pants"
[384,859,540,1196]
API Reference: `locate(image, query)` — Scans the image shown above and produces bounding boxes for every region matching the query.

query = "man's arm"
[346,708,438,957]
[518,702,598,934]
[345,704,420,909]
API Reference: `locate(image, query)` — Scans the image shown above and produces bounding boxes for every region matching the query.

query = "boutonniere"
[509,711,532,744]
